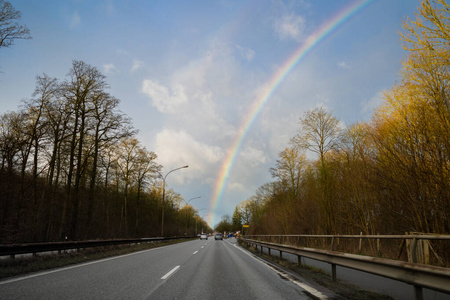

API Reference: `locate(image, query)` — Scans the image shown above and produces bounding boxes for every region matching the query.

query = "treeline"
[0,60,209,243]
[233,0,450,236]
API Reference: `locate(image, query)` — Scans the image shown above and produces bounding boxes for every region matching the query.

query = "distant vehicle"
[200,233,208,240]
[215,233,223,240]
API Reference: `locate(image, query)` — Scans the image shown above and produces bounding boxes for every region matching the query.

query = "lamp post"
[159,165,188,237]
[183,196,201,235]
[184,196,201,206]
[195,208,205,236]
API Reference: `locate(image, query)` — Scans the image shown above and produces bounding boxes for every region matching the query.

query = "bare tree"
[292,106,342,167]
[85,92,134,237]
[116,137,140,232]
[133,147,159,232]
[270,146,307,199]
[0,60,190,241]
[291,107,342,234]
[0,111,26,229]
[0,0,31,49]
[62,60,108,239]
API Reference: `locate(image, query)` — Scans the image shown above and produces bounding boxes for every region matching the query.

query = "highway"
[0,238,329,299]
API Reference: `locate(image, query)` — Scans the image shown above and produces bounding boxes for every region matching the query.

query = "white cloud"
[239,144,268,167]
[142,80,188,114]
[204,38,233,61]
[141,38,253,142]
[361,91,384,116]
[235,45,255,62]
[70,11,81,29]
[142,37,275,207]
[155,129,223,184]
[273,14,306,42]
[130,59,144,73]
[338,61,350,68]
[103,63,118,75]
[227,181,246,192]
[261,112,299,156]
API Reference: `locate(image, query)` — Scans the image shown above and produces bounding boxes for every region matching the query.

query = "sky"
[1,0,420,228]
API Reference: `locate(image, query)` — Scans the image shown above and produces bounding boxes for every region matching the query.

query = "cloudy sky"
[1,0,419,227]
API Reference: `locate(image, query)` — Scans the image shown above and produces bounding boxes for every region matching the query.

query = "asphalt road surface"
[0,238,330,299]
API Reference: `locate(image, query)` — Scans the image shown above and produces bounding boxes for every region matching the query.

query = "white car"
[200,233,208,240]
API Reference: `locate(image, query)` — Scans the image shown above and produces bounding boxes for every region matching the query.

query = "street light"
[183,196,201,236]
[159,165,188,237]
[184,196,201,206]
[195,208,206,236]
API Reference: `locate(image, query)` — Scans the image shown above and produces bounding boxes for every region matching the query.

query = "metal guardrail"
[245,234,450,265]
[0,236,193,258]
[241,236,450,300]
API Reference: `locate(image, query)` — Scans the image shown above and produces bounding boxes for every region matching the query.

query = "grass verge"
[0,238,195,280]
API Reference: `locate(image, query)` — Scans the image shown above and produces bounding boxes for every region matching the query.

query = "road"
[0,238,329,299]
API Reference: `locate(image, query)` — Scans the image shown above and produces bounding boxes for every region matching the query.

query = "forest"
[0,60,210,243]
[0,1,213,243]
[229,0,450,237]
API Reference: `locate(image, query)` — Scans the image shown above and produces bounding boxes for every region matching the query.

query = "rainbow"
[209,0,372,227]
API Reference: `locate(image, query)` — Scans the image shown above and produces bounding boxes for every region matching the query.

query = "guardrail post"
[414,285,423,300]
[268,248,271,255]
[331,236,335,251]
[297,255,302,266]
[332,264,337,282]
[359,232,363,253]
[377,234,381,256]
[411,237,418,263]
[280,251,283,259]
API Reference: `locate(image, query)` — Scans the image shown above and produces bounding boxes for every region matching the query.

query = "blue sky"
[1,0,419,227]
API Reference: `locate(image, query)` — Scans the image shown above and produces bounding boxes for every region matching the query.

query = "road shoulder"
[236,239,393,300]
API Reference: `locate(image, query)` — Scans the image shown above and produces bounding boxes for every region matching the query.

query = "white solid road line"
[0,245,170,285]
[232,242,330,300]
[161,266,180,280]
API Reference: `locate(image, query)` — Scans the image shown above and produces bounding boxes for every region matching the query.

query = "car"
[215,233,223,240]
[200,233,208,240]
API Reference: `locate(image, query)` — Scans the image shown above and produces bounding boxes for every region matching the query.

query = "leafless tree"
[0,0,31,49]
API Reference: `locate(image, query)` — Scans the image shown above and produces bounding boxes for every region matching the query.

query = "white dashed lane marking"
[161,266,180,280]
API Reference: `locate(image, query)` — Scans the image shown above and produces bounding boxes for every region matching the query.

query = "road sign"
[243,225,249,228]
